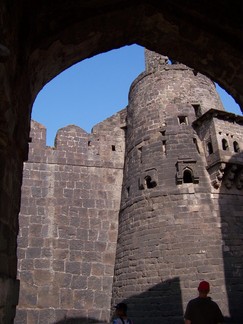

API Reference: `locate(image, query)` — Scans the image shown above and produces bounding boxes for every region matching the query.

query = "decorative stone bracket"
[207,162,243,189]
[224,164,243,189]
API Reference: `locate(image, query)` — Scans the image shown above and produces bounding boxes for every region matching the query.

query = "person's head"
[198,280,210,297]
[115,303,127,317]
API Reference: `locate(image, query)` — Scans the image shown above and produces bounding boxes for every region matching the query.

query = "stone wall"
[16,110,126,323]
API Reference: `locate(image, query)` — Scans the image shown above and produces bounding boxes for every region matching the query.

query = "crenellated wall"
[16,110,126,323]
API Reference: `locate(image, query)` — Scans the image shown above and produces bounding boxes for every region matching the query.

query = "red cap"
[198,281,210,291]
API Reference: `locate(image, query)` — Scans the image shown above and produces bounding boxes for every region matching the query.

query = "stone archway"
[0,1,242,322]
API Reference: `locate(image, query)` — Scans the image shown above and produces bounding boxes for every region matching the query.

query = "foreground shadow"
[54,277,183,324]
[116,277,184,324]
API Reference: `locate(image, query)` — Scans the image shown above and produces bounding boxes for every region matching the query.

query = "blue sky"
[32,45,242,146]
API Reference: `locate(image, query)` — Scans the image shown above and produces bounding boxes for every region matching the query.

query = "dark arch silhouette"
[0,1,243,322]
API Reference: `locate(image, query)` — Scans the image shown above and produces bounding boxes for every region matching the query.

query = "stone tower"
[16,49,243,323]
[111,49,243,323]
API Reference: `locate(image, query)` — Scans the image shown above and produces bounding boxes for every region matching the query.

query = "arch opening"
[183,169,193,183]
[222,138,229,151]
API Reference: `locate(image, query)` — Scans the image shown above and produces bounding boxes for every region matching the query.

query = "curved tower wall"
[112,50,229,323]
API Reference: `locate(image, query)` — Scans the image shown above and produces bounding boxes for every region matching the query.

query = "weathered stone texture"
[16,111,126,323]
[16,50,243,324]
[0,1,242,323]
[112,52,243,323]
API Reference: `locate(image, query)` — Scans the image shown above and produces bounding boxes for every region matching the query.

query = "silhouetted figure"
[184,281,224,324]
[112,303,133,324]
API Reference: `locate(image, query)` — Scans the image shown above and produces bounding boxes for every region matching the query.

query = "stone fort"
[15,49,243,323]
[0,2,243,323]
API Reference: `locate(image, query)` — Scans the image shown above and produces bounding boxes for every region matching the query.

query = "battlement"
[28,109,127,169]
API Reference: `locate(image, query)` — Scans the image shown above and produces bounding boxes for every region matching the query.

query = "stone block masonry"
[15,49,243,324]
[112,49,243,323]
[16,110,126,323]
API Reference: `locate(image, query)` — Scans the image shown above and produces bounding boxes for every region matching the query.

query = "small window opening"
[183,169,193,183]
[138,147,143,163]
[192,104,202,118]
[162,140,166,154]
[144,176,157,189]
[112,145,116,151]
[126,186,130,197]
[222,139,229,151]
[207,142,213,155]
[193,138,200,154]
[178,116,188,125]
[88,140,91,146]
[233,141,240,153]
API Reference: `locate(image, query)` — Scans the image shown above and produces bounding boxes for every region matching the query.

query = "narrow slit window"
[193,138,200,154]
[138,147,143,163]
[207,142,213,155]
[112,145,116,151]
[162,140,166,154]
[126,186,130,197]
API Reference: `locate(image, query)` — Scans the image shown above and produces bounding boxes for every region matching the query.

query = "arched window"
[183,169,193,183]
[207,142,213,155]
[233,141,240,153]
[222,138,229,151]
